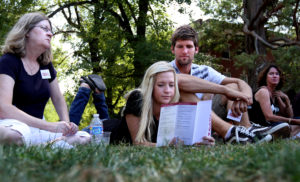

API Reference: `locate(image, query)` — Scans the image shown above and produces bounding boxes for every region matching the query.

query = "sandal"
[88,74,106,91]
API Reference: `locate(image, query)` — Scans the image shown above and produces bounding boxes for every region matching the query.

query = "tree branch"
[54,30,80,35]
[261,2,284,24]
[61,7,80,29]
[48,1,93,18]
[243,15,278,50]
[117,2,133,36]
[124,0,137,23]
[148,4,159,36]
[55,53,74,66]
[102,1,134,42]
[112,85,128,108]
[75,6,82,28]
[269,37,300,47]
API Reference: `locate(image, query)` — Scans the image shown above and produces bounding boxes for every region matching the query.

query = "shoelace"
[251,123,262,128]
[236,126,255,138]
[249,123,270,134]
[248,123,268,133]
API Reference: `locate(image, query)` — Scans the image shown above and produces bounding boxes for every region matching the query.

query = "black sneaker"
[88,74,106,91]
[248,123,291,139]
[80,74,107,92]
[225,126,272,144]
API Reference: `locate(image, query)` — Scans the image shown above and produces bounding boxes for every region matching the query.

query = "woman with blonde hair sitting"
[112,61,214,146]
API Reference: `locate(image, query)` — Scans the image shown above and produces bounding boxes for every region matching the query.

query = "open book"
[156,100,212,147]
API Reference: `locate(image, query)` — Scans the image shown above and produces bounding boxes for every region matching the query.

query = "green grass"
[1,140,300,182]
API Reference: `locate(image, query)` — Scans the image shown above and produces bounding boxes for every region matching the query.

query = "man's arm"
[221,77,253,104]
[220,77,252,116]
[177,74,252,105]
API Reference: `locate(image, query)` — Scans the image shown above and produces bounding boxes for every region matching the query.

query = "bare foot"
[0,126,24,145]
[63,131,91,145]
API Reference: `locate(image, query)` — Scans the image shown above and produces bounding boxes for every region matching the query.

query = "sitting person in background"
[248,64,300,137]
[0,12,90,147]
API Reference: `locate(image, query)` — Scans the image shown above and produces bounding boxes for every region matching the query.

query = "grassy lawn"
[1,140,300,182]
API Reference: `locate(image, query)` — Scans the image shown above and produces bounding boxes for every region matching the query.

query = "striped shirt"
[170,60,225,99]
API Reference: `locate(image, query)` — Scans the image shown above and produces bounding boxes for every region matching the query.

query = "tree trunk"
[88,38,101,73]
[132,41,146,87]
[132,0,149,87]
[244,0,268,89]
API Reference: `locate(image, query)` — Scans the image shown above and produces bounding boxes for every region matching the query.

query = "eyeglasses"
[35,26,53,34]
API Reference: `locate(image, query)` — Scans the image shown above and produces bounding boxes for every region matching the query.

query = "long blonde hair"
[2,12,52,65]
[132,61,180,143]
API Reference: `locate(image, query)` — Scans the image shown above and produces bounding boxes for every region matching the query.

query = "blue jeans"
[69,87,109,125]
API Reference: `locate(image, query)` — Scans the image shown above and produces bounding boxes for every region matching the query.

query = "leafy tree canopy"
[197,0,300,91]
[0,0,39,46]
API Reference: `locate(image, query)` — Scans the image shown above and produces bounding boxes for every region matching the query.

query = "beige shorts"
[0,119,90,146]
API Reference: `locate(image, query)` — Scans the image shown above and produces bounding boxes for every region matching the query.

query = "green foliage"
[191,20,241,72]
[272,46,300,92]
[194,52,223,72]
[0,0,38,46]
[194,19,244,54]
[197,0,300,88]
[1,140,300,181]
[198,0,243,22]
[44,100,59,122]
[44,0,178,116]
[233,52,259,70]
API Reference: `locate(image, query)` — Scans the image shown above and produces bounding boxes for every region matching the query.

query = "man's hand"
[230,100,248,117]
[224,87,253,105]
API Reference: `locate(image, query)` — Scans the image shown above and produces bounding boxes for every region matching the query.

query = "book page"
[174,104,197,145]
[156,105,177,147]
[192,100,212,144]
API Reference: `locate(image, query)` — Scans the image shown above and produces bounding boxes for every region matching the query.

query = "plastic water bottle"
[89,114,103,144]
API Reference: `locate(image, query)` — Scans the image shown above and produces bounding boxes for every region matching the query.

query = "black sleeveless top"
[108,90,159,144]
[248,88,280,126]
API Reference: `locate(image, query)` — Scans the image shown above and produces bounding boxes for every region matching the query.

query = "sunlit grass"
[1,140,300,182]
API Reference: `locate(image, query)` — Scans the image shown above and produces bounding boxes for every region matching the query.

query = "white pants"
[0,119,90,146]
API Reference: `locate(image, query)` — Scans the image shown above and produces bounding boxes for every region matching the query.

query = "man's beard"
[177,57,192,66]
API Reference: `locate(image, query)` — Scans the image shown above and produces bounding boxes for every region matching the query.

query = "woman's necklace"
[23,60,39,75]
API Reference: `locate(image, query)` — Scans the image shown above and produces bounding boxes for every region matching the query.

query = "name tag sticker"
[40,69,51,79]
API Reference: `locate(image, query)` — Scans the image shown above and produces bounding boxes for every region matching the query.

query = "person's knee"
[0,127,24,145]
[212,94,228,119]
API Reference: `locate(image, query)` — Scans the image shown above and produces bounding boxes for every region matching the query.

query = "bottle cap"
[93,114,99,118]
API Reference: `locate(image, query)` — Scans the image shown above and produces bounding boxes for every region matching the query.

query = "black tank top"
[248,88,280,126]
